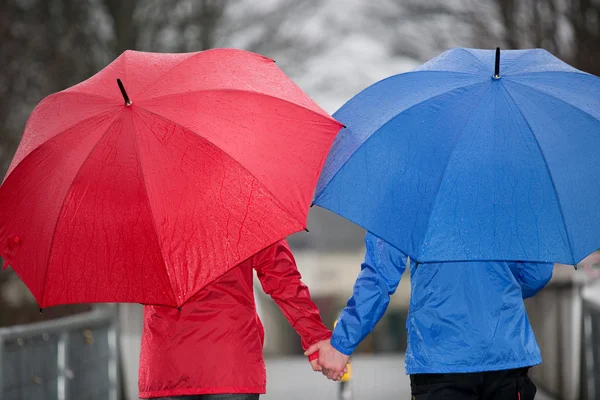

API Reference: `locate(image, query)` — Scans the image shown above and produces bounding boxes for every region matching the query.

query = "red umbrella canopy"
[0,49,343,308]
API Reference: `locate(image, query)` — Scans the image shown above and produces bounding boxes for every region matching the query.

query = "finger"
[331,370,340,381]
[304,343,320,356]
[310,360,322,372]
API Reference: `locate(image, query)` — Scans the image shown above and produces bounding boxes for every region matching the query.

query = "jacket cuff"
[330,335,354,356]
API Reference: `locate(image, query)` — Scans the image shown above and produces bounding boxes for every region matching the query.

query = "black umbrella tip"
[116,78,132,106]
[493,47,501,79]
[39,308,43,313]
[304,227,310,233]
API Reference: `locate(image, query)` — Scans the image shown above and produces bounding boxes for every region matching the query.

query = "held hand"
[305,339,349,381]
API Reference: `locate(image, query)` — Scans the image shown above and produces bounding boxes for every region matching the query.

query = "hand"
[304,339,349,381]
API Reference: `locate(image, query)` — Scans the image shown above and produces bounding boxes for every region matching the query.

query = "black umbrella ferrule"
[117,78,132,106]
[493,47,501,79]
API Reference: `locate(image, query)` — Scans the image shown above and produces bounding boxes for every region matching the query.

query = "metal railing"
[583,293,600,400]
[0,305,119,400]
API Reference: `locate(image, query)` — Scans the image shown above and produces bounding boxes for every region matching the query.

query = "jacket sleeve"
[509,262,554,299]
[254,239,332,352]
[330,232,407,356]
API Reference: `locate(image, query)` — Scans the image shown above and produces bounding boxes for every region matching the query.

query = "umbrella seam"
[504,70,590,78]
[3,109,121,184]
[137,88,341,127]
[41,112,122,307]
[333,71,481,116]
[499,49,537,74]
[416,84,495,261]
[134,105,310,230]
[458,48,490,70]
[499,81,576,263]
[502,50,588,75]
[50,90,115,102]
[134,49,272,99]
[134,51,199,97]
[403,70,481,77]
[503,78,600,121]
[313,80,487,206]
[129,112,182,306]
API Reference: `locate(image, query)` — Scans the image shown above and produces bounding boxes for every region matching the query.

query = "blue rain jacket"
[331,232,554,374]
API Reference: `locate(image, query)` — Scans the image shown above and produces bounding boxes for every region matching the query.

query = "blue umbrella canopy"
[314,48,600,265]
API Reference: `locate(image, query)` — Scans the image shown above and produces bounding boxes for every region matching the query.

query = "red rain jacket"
[138,240,331,397]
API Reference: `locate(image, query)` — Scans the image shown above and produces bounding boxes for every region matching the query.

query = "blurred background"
[1,0,600,399]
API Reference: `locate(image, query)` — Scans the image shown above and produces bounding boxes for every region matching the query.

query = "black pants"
[150,395,259,400]
[410,367,536,399]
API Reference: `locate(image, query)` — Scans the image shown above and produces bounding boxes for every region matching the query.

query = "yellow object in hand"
[333,320,352,382]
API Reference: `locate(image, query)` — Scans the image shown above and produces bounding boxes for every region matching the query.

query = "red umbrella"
[0,49,342,308]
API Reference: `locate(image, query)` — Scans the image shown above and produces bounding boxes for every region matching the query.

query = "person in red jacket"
[138,239,331,400]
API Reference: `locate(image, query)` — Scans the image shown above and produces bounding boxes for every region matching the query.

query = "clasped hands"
[304,339,350,381]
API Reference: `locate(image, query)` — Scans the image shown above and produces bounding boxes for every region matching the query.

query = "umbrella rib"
[40,113,122,307]
[135,105,311,229]
[129,113,181,306]
[500,82,576,263]
[314,80,487,205]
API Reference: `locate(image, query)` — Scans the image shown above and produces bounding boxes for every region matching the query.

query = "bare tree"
[362,0,600,75]
[569,0,600,75]
[0,0,102,174]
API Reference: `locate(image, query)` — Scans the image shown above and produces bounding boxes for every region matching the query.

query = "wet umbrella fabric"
[0,49,343,307]
[314,48,600,265]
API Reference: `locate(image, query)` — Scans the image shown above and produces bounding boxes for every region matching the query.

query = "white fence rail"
[0,306,119,400]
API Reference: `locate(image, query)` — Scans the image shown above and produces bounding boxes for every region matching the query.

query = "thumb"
[304,342,322,356]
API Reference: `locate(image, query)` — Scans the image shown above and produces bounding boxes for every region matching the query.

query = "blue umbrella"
[314,48,600,265]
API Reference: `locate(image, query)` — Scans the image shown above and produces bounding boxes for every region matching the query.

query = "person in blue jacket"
[305,232,554,400]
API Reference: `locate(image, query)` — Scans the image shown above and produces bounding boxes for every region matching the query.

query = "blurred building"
[258,207,411,356]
